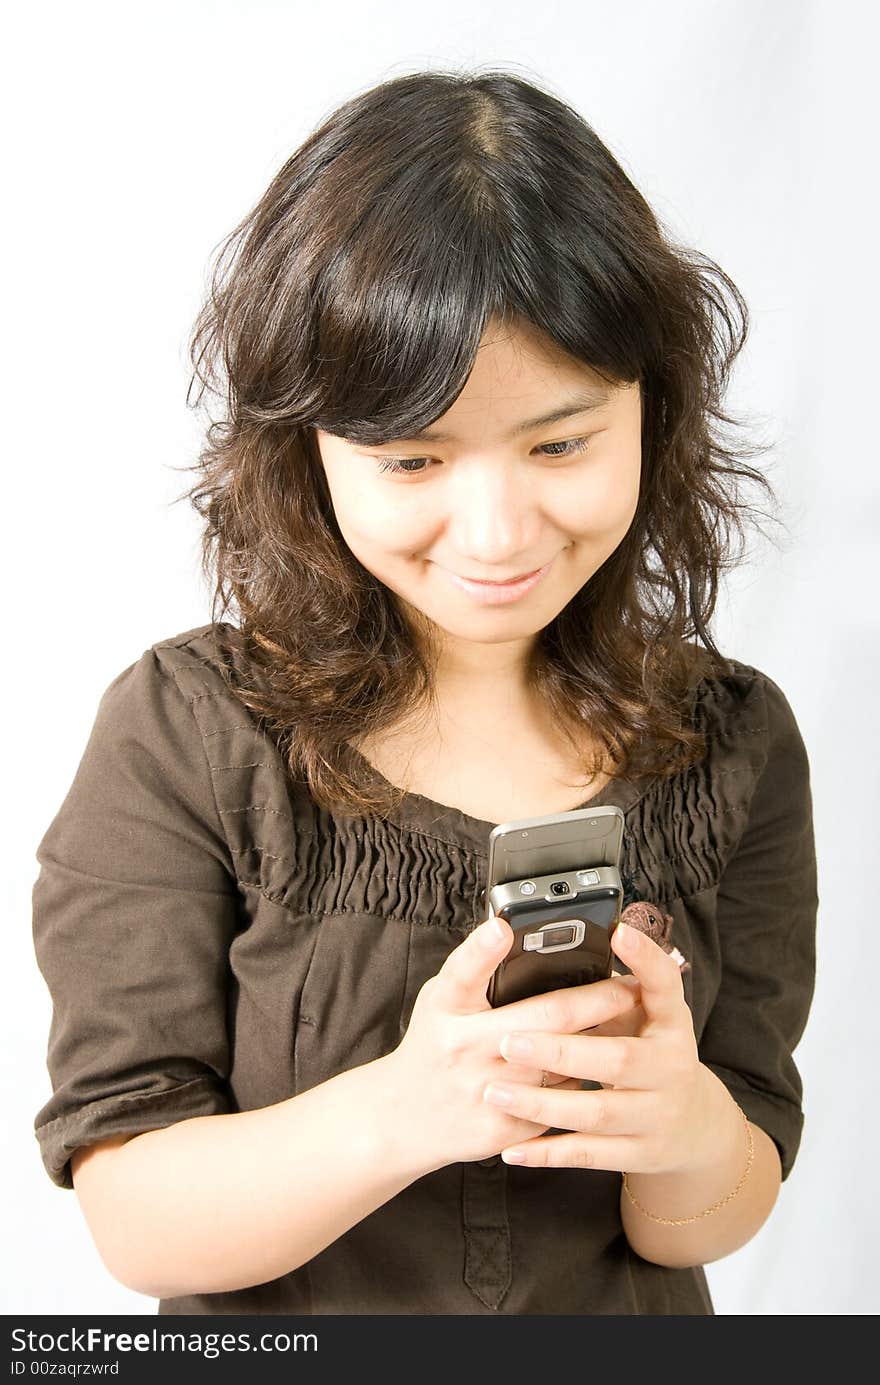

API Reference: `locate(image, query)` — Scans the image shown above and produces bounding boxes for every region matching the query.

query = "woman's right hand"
[384,915,642,1171]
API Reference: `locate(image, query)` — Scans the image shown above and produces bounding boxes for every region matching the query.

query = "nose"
[446,461,539,564]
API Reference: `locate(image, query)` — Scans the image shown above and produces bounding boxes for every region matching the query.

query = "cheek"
[331,485,433,559]
[555,466,639,537]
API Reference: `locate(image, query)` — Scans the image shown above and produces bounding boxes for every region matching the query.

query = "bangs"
[309,204,499,445]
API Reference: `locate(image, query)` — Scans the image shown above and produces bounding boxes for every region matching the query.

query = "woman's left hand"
[484,920,719,1173]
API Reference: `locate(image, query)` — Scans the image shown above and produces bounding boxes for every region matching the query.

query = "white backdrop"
[4,0,877,1317]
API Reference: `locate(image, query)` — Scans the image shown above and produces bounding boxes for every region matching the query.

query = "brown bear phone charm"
[618,901,690,971]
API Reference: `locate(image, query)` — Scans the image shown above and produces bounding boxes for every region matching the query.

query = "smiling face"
[314,316,642,697]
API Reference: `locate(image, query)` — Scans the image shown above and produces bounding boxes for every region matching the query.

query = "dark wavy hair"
[174,66,783,821]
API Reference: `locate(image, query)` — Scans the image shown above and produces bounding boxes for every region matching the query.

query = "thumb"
[433,915,512,1013]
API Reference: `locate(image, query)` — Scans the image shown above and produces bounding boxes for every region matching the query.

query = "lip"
[444,558,554,604]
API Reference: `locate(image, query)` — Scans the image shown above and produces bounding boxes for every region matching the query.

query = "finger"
[610,921,685,1025]
[501,1067,580,1090]
[497,1030,652,1090]
[482,1080,654,1138]
[499,1131,646,1171]
[500,1061,553,1089]
[496,970,642,1036]
[583,1000,646,1041]
[581,975,642,1031]
[432,916,513,1013]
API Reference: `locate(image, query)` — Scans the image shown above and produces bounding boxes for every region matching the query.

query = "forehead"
[465,317,612,396]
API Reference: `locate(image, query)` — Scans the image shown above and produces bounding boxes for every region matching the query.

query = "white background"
[4,0,878,1316]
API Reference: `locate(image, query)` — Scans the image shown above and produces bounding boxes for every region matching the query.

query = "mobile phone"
[484,805,624,1007]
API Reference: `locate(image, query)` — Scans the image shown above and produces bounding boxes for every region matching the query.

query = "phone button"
[476,1154,500,1168]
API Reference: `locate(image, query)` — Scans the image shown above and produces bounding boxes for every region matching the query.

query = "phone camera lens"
[550,881,570,896]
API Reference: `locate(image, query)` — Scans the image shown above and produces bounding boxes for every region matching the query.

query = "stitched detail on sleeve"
[152,654,231,851]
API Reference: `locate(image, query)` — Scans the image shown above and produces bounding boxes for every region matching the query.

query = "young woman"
[32,69,817,1316]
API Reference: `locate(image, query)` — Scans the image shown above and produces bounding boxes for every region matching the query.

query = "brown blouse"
[31,623,818,1315]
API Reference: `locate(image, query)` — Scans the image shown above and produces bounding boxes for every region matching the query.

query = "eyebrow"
[379,387,613,445]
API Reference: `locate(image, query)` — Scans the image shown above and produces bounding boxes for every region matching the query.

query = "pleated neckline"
[345,741,650,857]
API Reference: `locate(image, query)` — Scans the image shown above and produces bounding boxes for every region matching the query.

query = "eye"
[373,436,591,476]
[538,436,591,459]
[375,456,431,476]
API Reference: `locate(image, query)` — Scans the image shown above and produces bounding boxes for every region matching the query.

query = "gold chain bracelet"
[622,1105,754,1227]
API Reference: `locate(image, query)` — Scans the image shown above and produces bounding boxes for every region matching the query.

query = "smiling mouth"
[439,558,556,604]
[453,566,545,585]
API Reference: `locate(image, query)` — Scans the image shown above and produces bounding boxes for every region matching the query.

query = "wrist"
[677,1063,747,1177]
[622,1067,751,1224]
[367,1050,446,1180]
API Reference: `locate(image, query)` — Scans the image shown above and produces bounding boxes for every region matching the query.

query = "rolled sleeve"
[32,647,239,1189]
[699,672,818,1181]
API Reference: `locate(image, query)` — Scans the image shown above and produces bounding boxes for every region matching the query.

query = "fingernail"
[482,917,506,946]
[500,1033,532,1060]
[484,1084,513,1104]
[502,1149,526,1164]
[614,921,630,946]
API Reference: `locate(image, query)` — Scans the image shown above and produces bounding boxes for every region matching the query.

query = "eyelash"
[374,435,592,476]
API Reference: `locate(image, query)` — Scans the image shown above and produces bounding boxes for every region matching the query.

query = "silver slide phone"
[485,805,624,1008]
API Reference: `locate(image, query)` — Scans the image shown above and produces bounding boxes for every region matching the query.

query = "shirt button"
[477,1154,500,1167]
